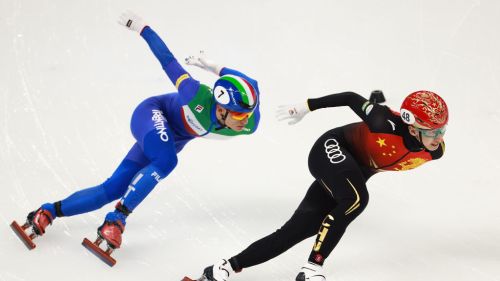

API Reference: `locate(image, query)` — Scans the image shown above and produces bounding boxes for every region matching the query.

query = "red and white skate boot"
[98,221,125,249]
[82,221,125,267]
[11,208,54,250]
[28,208,54,235]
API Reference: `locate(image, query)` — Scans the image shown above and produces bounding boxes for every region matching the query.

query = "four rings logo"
[324,138,346,164]
[151,110,169,142]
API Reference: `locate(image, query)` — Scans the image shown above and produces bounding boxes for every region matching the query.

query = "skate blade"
[10,220,36,250]
[82,238,116,267]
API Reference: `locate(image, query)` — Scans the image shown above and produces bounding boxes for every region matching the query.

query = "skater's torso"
[151,71,260,141]
[139,26,261,146]
[308,92,444,173]
[340,116,444,172]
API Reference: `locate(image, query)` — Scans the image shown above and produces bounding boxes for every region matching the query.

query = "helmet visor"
[415,125,447,139]
[229,110,254,121]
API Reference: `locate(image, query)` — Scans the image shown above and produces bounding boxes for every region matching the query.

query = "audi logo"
[324,138,346,164]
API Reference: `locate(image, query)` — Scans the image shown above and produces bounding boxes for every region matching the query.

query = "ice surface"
[1,0,499,280]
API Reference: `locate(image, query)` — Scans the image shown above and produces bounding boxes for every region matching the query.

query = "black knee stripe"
[54,201,64,217]
[115,202,132,216]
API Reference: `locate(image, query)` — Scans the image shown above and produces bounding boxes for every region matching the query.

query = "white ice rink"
[1,0,499,280]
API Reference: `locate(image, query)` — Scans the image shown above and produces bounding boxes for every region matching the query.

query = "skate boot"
[82,211,127,267]
[11,208,54,250]
[182,259,235,281]
[295,262,326,281]
[97,220,125,249]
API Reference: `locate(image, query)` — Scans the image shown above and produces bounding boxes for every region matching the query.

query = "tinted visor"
[415,125,447,139]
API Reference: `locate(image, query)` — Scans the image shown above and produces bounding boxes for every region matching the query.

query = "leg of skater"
[200,132,370,281]
[296,133,370,281]
[96,102,179,250]
[296,173,369,281]
[22,143,149,237]
[202,180,335,280]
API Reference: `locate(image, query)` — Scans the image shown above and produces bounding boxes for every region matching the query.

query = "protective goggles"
[229,110,254,121]
[414,125,447,139]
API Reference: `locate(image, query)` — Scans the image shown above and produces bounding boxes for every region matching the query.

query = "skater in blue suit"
[13,11,261,260]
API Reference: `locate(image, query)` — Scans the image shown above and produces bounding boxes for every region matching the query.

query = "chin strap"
[408,126,425,150]
[417,131,426,149]
[215,110,230,131]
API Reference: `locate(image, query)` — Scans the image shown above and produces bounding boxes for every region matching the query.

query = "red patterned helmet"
[400,91,448,129]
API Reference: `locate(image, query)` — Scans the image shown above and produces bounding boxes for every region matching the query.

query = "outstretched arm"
[277,92,385,125]
[308,92,368,116]
[118,11,198,92]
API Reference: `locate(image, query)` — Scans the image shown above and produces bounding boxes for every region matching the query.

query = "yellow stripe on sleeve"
[175,74,190,89]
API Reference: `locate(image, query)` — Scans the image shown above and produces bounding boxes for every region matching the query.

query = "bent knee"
[334,190,369,221]
[152,154,178,176]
